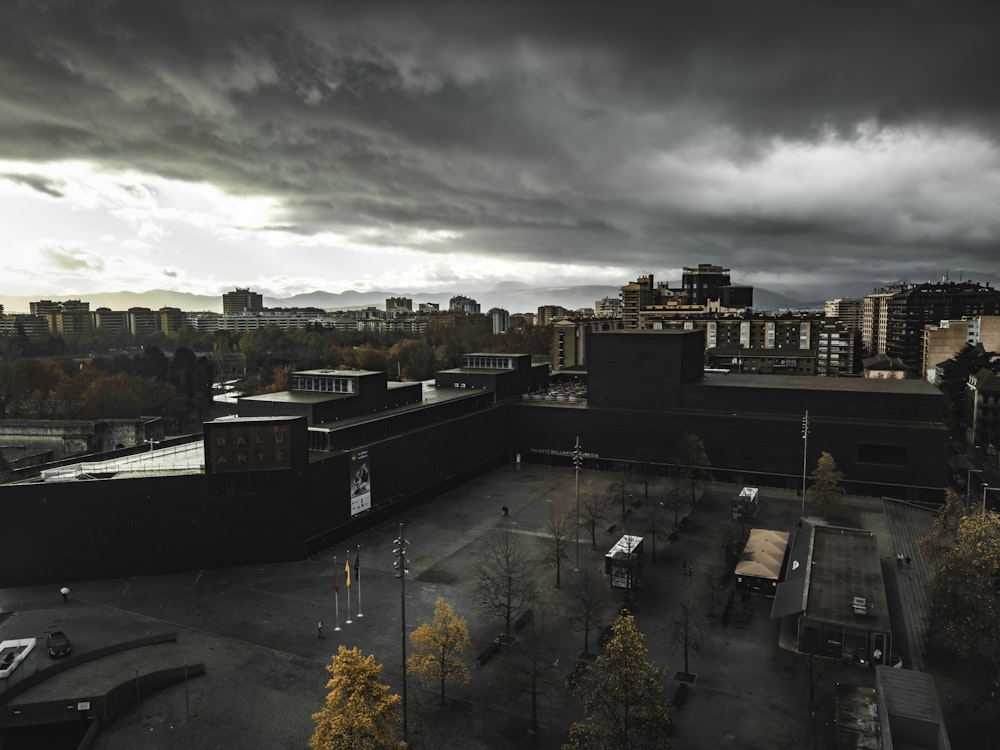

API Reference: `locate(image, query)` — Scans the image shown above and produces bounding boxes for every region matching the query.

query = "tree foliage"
[565,612,671,750]
[917,489,967,568]
[937,342,1000,430]
[808,451,845,517]
[310,645,405,750]
[925,509,1000,682]
[408,596,470,705]
[477,529,537,638]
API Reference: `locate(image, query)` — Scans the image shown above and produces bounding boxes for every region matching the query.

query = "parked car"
[45,630,71,658]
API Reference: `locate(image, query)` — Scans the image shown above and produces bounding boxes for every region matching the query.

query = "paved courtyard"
[0,462,965,748]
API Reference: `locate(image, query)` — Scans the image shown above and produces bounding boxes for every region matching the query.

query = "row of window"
[464,355,516,370]
[291,376,355,394]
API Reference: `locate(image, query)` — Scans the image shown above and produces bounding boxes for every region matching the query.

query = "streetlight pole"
[392,523,410,744]
[801,411,810,518]
[573,436,583,572]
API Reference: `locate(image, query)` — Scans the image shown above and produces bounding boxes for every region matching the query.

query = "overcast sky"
[3,1,1000,303]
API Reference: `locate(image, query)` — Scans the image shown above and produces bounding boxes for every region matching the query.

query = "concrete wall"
[587,330,705,410]
[0,407,513,587]
[0,419,159,459]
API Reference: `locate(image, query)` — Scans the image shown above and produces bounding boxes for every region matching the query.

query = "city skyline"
[3,3,1000,302]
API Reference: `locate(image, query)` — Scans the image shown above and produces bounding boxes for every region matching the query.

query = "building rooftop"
[292,369,383,377]
[806,525,892,633]
[698,372,940,395]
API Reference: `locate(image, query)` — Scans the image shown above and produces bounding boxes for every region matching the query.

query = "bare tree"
[580,481,607,550]
[541,512,570,588]
[477,529,537,639]
[504,603,561,740]
[672,597,700,680]
[664,482,683,533]
[674,432,713,511]
[617,461,635,522]
[568,565,606,656]
[647,501,665,563]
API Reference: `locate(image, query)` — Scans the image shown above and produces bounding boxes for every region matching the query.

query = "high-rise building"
[867,281,1000,375]
[861,286,903,358]
[620,275,656,330]
[489,307,510,334]
[449,295,481,314]
[923,316,1000,383]
[30,299,92,335]
[815,320,859,376]
[157,307,188,335]
[595,297,622,318]
[824,299,862,331]
[386,297,413,315]
[536,305,568,327]
[222,288,264,314]
[680,264,754,308]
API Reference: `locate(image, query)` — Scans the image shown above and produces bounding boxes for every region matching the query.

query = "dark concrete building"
[237,369,421,425]
[435,353,549,400]
[0,334,948,587]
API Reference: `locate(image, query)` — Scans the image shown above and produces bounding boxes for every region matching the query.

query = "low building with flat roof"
[772,523,893,667]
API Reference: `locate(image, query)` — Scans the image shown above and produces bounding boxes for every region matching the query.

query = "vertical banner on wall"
[350,449,372,515]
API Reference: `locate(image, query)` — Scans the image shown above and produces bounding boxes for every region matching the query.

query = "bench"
[476,637,503,666]
[513,609,533,631]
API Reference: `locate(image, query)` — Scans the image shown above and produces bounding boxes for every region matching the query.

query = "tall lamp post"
[801,411,810,518]
[573,436,583,571]
[392,524,410,744]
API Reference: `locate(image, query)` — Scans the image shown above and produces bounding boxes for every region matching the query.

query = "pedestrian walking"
[502,505,509,518]
[896,552,903,568]
[905,556,911,567]
[60,586,69,602]
[317,620,325,639]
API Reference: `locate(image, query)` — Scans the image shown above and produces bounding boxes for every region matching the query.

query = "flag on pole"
[345,558,351,588]
[334,566,339,593]
[355,547,360,579]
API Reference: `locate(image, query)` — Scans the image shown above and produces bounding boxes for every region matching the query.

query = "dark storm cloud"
[3,1,1000,290]
[0,172,65,197]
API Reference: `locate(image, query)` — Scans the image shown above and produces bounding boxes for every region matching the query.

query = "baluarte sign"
[208,423,291,473]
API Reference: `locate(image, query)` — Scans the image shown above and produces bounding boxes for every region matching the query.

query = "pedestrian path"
[881,499,935,671]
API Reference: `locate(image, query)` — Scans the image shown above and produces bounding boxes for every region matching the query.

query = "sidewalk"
[0,464,902,749]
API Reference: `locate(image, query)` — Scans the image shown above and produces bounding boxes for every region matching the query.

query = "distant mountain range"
[0,283,837,316]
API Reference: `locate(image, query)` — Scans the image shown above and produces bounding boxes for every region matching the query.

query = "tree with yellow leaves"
[310,645,405,750]
[926,508,1000,684]
[408,596,470,705]
[808,451,845,518]
[565,612,671,750]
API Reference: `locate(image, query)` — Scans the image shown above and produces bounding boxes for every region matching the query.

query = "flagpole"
[356,544,364,618]
[345,555,353,625]
[334,555,341,632]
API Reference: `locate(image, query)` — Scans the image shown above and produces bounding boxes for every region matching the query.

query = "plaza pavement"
[0,462,948,749]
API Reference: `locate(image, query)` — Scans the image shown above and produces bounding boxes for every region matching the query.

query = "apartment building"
[30,299,93,335]
[824,298,863,332]
[864,281,1000,375]
[222,288,264,314]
